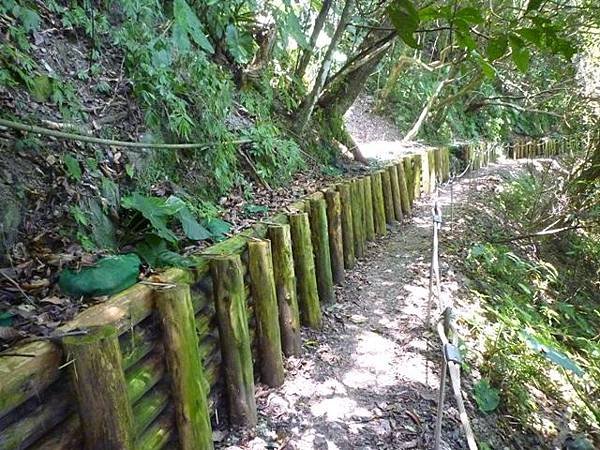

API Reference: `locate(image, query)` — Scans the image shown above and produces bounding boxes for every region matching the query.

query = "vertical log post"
[362,177,375,241]
[209,255,257,427]
[387,164,403,221]
[62,326,135,450]
[396,162,412,217]
[351,180,365,258]
[380,169,395,224]
[402,157,415,205]
[371,172,387,236]
[427,150,437,192]
[248,240,285,387]
[412,155,422,199]
[434,148,443,183]
[324,190,345,285]
[289,212,322,328]
[267,224,301,356]
[420,152,431,193]
[155,285,213,450]
[337,183,355,269]
[443,148,451,180]
[309,198,335,303]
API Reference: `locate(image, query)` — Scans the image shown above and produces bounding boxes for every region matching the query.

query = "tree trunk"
[295,0,333,81]
[294,0,354,133]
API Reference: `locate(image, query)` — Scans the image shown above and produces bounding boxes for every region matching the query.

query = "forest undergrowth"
[447,155,599,449]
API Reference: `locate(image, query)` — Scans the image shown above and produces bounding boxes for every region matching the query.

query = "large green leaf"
[58,254,141,297]
[63,154,82,181]
[135,235,194,268]
[387,0,420,49]
[172,0,214,54]
[510,36,531,73]
[284,9,309,49]
[225,24,256,64]
[516,28,542,47]
[486,36,508,61]
[203,218,232,241]
[455,7,483,25]
[122,193,179,243]
[473,379,500,412]
[165,196,211,241]
[521,331,584,376]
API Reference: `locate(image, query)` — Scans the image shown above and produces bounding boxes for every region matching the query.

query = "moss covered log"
[362,177,375,241]
[267,224,301,356]
[337,183,355,269]
[209,255,257,427]
[427,150,437,191]
[289,212,322,328]
[155,284,213,450]
[396,162,412,217]
[132,385,170,437]
[420,152,431,194]
[412,155,422,199]
[371,172,387,236]
[309,198,335,303]
[387,165,403,222]
[137,408,175,450]
[350,180,365,258]
[62,326,135,450]
[324,190,345,285]
[380,169,395,224]
[248,239,285,387]
[402,157,415,205]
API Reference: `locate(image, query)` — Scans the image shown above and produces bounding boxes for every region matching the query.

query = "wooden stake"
[324,190,345,285]
[396,162,412,217]
[362,177,375,241]
[267,224,301,356]
[371,172,387,236]
[403,157,415,205]
[155,285,213,450]
[289,212,322,328]
[209,255,257,427]
[248,240,285,387]
[62,326,135,450]
[309,198,335,303]
[421,152,431,194]
[412,155,422,199]
[381,169,395,224]
[428,150,437,191]
[351,180,365,258]
[337,183,355,269]
[387,165,403,221]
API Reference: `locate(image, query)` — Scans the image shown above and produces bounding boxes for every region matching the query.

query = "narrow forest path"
[218,159,525,450]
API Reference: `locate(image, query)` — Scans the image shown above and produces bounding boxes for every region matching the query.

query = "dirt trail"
[217,159,525,450]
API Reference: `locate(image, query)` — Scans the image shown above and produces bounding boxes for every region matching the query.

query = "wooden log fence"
[0,138,570,450]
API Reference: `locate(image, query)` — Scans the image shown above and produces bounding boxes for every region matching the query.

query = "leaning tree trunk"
[295,0,332,81]
[294,0,354,134]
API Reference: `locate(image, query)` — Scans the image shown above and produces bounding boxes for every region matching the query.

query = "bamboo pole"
[380,169,395,224]
[209,255,257,427]
[396,162,412,217]
[387,165,403,221]
[351,180,365,258]
[337,183,355,269]
[62,326,135,450]
[309,198,335,303]
[267,224,301,356]
[289,212,322,328]
[248,240,285,387]
[155,285,213,450]
[370,172,387,236]
[362,177,375,241]
[324,190,345,285]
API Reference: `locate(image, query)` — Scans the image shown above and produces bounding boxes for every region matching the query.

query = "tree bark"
[295,0,333,81]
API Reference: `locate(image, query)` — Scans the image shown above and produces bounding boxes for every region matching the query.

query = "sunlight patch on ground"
[342,330,397,388]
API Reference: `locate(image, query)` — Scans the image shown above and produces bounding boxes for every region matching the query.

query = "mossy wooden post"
[350,180,365,258]
[420,152,431,193]
[412,155,422,199]
[267,224,301,356]
[443,148,451,180]
[209,255,257,427]
[396,162,412,217]
[362,177,375,241]
[62,326,135,450]
[380,169,395,224]
[403,157,415,205]
[337,183,355,269]
[434,148,443,183]
[155,285,213,450]
[387,165,403,222]
[248,240,285,387]
[427,150,437,191]
[309,198,335,303]
[324,190,345,285]
[371,172,387,236]
[289,212,322,328]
